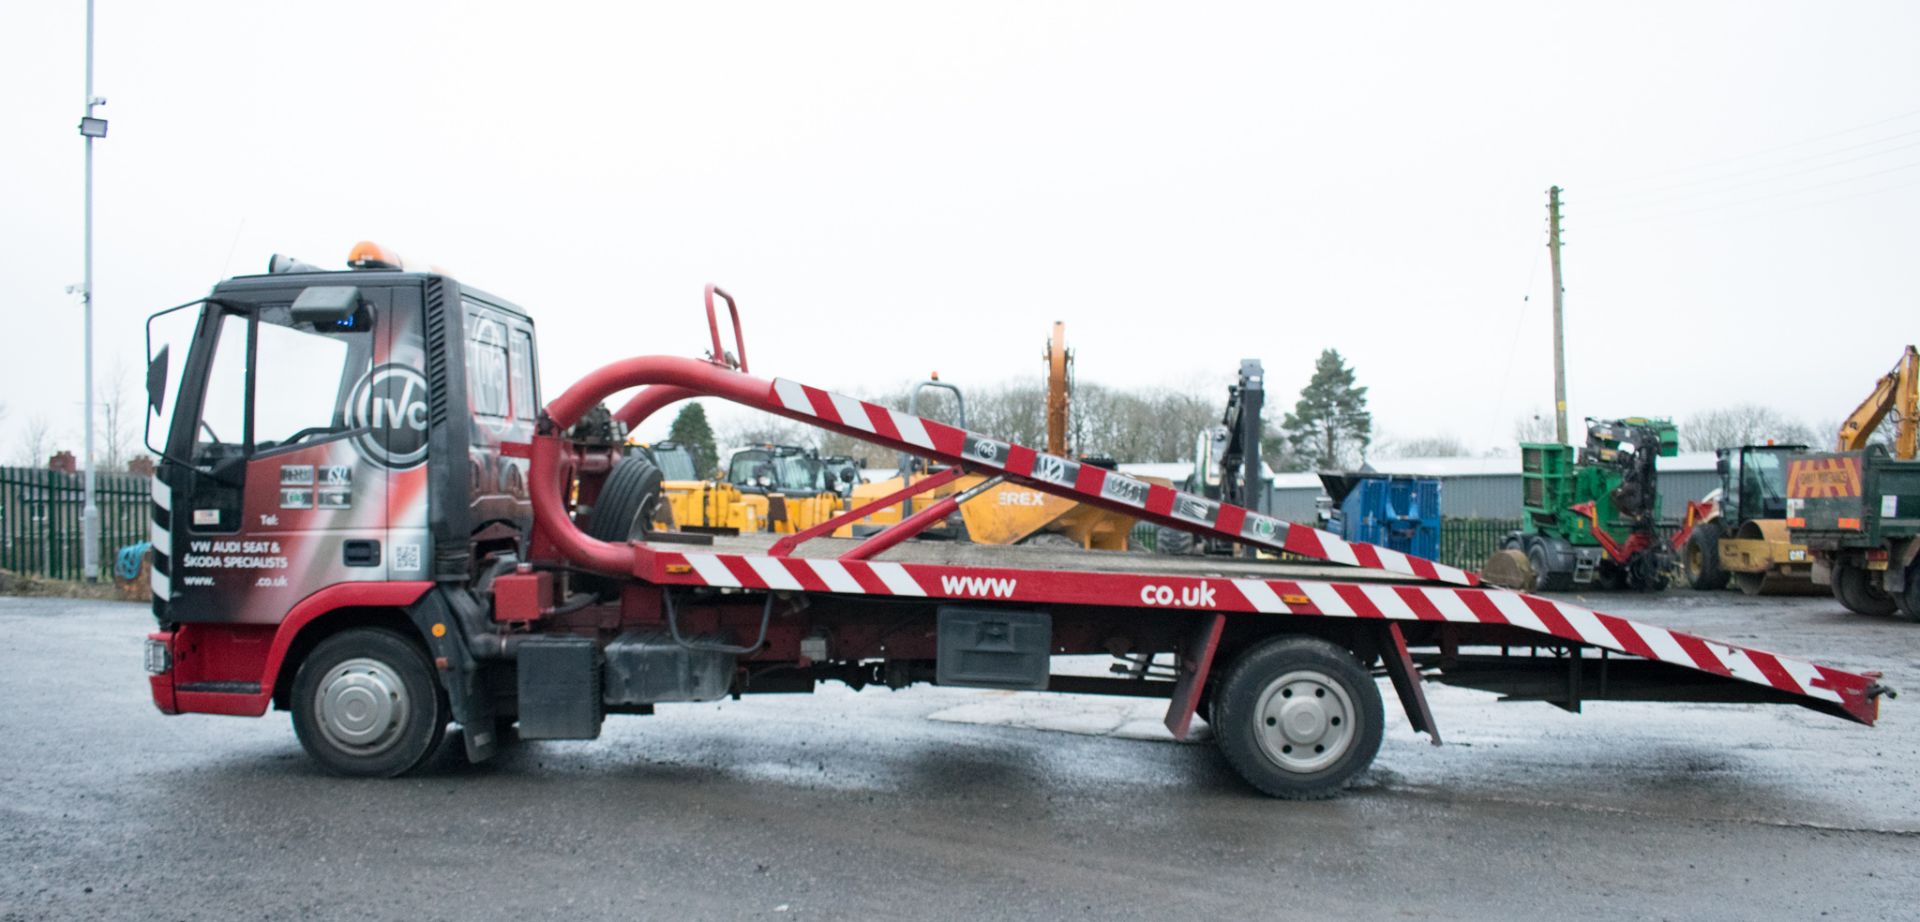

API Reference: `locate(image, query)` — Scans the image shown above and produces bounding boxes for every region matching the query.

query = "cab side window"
[466,310,511,419]
[253,320,353,450]
[509,329,537,421]
[194,313,251,465]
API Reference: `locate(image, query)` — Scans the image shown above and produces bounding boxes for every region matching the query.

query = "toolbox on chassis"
[142,248,1890,798]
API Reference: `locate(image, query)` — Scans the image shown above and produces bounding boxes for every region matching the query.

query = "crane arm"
[1044,322,1071,456]
[1838,346,1919,459]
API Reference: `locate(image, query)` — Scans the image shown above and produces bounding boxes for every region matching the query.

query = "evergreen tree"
[1278,349,1371,471]
[668,403,720,477]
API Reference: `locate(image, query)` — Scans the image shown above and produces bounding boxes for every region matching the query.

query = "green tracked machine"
[1494,417,1680,592]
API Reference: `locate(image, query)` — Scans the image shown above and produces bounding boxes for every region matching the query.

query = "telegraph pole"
[77,0,107,581]
[1547,185,1568,445]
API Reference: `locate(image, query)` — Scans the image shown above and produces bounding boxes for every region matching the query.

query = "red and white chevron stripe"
[768,378,1477,587]
[657,550,1874,721]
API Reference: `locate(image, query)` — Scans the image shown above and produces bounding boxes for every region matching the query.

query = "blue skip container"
[1318,473,1441,562]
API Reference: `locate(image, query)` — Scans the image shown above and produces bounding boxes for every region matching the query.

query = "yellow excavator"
[830,323,1145,549]
[1839,345,1919,458]
[1684,346,1918,594]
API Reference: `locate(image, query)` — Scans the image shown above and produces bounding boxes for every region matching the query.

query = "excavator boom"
[1838,345,1919,459]
[1044,321,1071,456]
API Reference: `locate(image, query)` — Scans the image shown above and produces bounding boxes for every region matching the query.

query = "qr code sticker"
[393,543,422,573]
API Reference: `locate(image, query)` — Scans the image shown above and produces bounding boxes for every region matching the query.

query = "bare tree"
[15,415,54,467]
[1513,410,1557,444]
[1375,433,1468,458]
[711,377,1230,473]
[100,359,135,471]
[1682,404,1815,451]
[717,414,809,454]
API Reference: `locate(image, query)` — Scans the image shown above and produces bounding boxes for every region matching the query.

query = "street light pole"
[78,0,104,581]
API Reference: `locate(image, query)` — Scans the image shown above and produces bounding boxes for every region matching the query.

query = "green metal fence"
[1129,516,1524,572]
[0,467,151,581]
[1436,518,1522,571]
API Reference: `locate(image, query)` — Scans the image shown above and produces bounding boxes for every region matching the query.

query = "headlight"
[144,638,172,675]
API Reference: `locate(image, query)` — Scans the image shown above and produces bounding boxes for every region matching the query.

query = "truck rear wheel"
[291,628,448,777]
[1213,636,1383,799]
[1684,523,1729,591]
[1834,562,1897,617]
[1896,567,1920,623]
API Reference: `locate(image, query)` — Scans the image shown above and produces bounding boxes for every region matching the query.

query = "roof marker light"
[347,240,405,270]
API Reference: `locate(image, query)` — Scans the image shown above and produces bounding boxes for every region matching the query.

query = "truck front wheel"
[291,628,449,777]
[1213,636,1383,799]
[1526,539,1573,592]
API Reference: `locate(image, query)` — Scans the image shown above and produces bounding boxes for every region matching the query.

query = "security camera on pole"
[76,0,107,581]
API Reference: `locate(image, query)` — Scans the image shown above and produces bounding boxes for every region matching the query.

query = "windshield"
[652,445,698,481]
[1746,450,1788,503]
[171,305,372,467]
[728,449,824,494]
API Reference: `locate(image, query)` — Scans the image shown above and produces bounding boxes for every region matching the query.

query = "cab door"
[156,292,386,624]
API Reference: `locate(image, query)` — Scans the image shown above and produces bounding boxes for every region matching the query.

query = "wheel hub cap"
[1254,670,1355,774]
[315,657,408,754]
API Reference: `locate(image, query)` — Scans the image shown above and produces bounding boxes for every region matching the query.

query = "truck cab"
[144,246,538,738]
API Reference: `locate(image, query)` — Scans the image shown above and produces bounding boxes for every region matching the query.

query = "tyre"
[1833,561,1897,617]
[1896,566,1920,623]
[1627,551,1669,592]
[580,454,666,596]
[1684,522,1729,591]
[291,628,449,777]
[586,454,666,543]
[1155,525,1196,555]
[1527,539,1572,592]
[1213,636,1384,800]
[1020,531,1083,550]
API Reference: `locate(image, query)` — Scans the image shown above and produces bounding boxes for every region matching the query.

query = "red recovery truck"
[141,245,1892,799]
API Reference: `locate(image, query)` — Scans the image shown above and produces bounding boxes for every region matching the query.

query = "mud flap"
[1162,614,1225,741]
[1381,622,1441,746]
[408,589,500,763]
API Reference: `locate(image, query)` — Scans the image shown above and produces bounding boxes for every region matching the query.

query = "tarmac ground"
[2,590,1916,920]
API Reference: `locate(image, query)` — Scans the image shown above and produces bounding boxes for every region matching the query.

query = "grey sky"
[3,2,1915,459]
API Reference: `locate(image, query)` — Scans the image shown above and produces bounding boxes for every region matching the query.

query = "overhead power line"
[1585,105,1920,191]
[1586,158,1920,230]
[1597,128,1920,202]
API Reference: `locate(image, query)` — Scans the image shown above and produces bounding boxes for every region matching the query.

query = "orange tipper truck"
[141,244,1891,798]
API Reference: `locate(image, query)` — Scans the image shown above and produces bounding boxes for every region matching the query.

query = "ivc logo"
[349,363,430,469]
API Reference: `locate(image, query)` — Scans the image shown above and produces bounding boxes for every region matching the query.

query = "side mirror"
[146,344,170,413]
[1715,458,1731,478]
[291,285,361,324]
